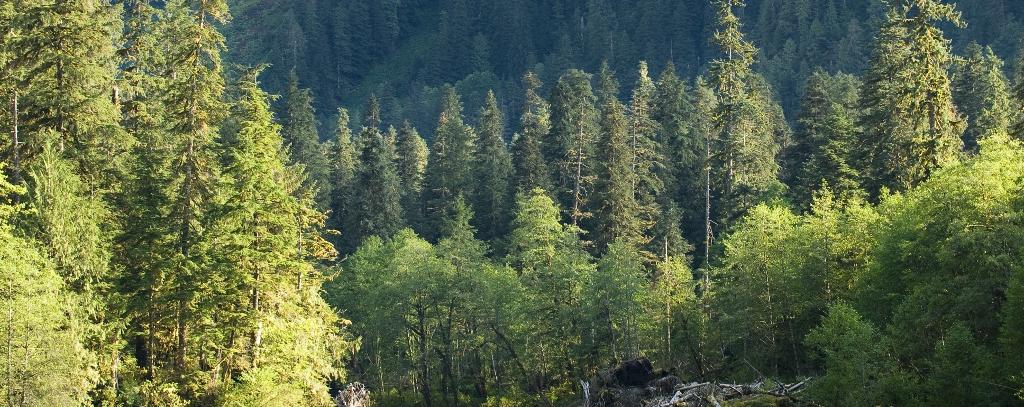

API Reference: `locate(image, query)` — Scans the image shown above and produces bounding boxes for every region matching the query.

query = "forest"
[0,0,1023,406]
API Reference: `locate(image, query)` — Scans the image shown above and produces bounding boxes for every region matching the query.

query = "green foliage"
[549,69,600,227]
[352,97,404,242]
[594,64,644,251]
[282,72,331,209]
[423,86,476,239]
[472,91,513,241]
[805,303,890,407]
[512,72,554,194]
[953,42,1013,150]
[858,0,966,195]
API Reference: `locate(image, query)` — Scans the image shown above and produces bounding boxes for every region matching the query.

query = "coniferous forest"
[2,0,1024,406]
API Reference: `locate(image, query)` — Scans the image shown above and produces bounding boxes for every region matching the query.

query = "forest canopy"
[1,0,1024,406]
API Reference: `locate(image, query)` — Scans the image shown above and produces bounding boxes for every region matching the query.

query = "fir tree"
[953,43,1013,151]
[423,85,476,239]
[593,64,643,251]
[858,0,965,195]
[352,96,404,242]
[282,72,330,208]
[708,0,784,227]
[549,69,599,228]
[472,91,513,241]
[328,108,358,250]
[8,0,128,187]
[512,72,554,194]
[395,120,428,232]
[628,61,662,229]
[789,70,862,208]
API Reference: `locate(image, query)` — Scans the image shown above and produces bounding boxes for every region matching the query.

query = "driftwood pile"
[334,382,370,407]
[584,358,811,407]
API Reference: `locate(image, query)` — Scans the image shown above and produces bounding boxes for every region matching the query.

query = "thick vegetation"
[1,0,1023,406]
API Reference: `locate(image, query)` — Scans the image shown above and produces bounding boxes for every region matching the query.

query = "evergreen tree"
[328,108,358,250]
[512,72,554,194]
[352,96,404,242]
[628,61,662,230]
[395,121,428,233]
[789,70,862,208]
[708,0,784,228]
[210,68,343,403]
[472,91,513,241]
[549,69,600,228]
[0,165,91,405]
[282,72,330,208]
[423,86,476,239]
[953,42,1013,151]
[858,0,965,195]
[8,0,128,187]
[160,0,231,375]
[593,64,643,251]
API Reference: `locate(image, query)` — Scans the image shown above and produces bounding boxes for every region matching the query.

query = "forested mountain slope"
[225,0,1024,132]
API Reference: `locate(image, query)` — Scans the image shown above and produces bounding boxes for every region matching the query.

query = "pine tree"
[472,91,513,241]
[858,0,965,195]
[352,96,404,242]
[423,85,476,239]
[593,64,643,251]
[395,121,428,233]
[549,69,599,228]
[708,0,784,227]
[282,71,331,208]
[789,70,862,208]
[953,43,1013,151]
[512,72,554,194]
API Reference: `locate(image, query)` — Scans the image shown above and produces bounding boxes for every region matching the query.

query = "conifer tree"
[652,63,696,210]
[593,64,643,251]
[352,96,404,242]
[161,0,231,374]
[858,0,965,195]
[953,43,1013,151]
[329,108,357,250]
[472,91,513,241]
[8,0,128,187]
[0,164,91,405]
[512,72,554,194]
[423,85,476,239]
[210,68,343,401]
[628,61,662,228]
[789,70,862,208]
[395,120,428,233]
[708,0,784,227]
[549,69,599,228]
[282,72,331,208]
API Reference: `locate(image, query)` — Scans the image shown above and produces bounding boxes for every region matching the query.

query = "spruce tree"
[708,0,784,227]
[282,72,331,208]
[858,0,965,195]
[512,72,554,194]
[789,70,862,208]
[352,96,404,242]
[395,121,428,232]
[472,91,513,241]
[328,108,357,250]
[209,69,343,402]
[161,0,231,374]
[953,43,1013,151]
[628,61,662,229]
[593,64,643,251]
[549,69,599,228]
[423,85,476,239]
[8,0,128,187]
